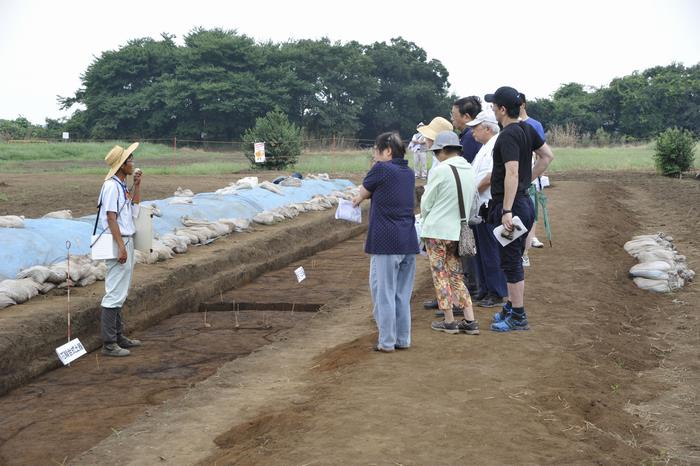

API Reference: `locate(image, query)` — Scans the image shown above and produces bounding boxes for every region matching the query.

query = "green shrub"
[654,128,695,176]
[241,110,301,169]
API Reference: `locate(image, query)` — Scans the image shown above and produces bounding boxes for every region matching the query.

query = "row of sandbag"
[0,256,107,309]
[0,182,357,307]
[135,187,358,263]
[624,233,695,293]
[0,210,77,228]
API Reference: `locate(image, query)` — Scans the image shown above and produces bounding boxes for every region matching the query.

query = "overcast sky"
[1,0,698,124]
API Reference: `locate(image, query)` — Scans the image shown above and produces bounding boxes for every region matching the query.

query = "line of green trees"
[527,63,700,142]
[55,29,453,142]
[2,29,697,146]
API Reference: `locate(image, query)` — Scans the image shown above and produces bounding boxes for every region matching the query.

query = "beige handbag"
[449,165,477,257]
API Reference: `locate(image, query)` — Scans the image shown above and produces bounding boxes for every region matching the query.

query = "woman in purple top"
[353,132,419,352]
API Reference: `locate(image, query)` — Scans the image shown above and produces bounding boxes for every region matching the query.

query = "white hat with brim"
[466,109,498,127]
[417,116,453,141]
[104,142,139,180]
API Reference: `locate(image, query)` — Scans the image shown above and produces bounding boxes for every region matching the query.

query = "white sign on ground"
[55,338,86,365]
[254,142,266,163]
[294,266,306,283]
[62,132,69,140]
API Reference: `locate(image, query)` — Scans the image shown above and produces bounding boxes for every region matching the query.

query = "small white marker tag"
[294,266,306,283]
[56,338,87,365]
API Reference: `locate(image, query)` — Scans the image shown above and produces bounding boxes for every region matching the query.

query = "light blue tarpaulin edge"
[0,178,353,281]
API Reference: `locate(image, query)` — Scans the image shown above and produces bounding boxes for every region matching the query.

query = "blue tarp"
[0,178,353,280]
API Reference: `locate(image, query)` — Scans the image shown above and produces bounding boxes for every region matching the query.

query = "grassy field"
[0,141,697,175]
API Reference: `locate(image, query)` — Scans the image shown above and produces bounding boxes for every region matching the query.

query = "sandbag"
[174,187,194,197]
[636,249,676,264]
[42,210,73,219]
[280,177,302,187]
[0,278,41,303]
[629,261,672,280]
[259,181,284,195]
[160,233,191,252]
[16,265,53,283]
[135,249,159,264]
[169,197,193,205]
[219,218,251,232]
[0,292,16,309]
[633,277,670,293]
[253,212,276,225]
[0,215,24,228]
[152,240,175,261]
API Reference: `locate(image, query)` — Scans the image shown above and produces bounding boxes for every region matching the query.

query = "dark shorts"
[488,196,535,283]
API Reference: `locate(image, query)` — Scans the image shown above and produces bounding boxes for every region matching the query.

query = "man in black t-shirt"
[485,86,554,332]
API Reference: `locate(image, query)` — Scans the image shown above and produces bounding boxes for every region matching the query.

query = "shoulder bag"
[448,165,477,257]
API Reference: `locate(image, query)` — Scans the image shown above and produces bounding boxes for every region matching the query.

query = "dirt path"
[0,173,697,465]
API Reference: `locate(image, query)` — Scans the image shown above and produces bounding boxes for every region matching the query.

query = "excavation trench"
[0,213,370,465]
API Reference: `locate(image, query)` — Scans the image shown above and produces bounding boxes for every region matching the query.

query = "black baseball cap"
[484,86,522,109]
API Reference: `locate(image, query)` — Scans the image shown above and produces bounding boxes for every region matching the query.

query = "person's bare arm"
[477,172,492,194]
[131,170,142,204]
[352,185,372,207]
[501,162,518,231]
[532,143,554,179]
[106,212,127,263]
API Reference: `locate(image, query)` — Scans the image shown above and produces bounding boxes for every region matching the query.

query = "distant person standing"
[98,143,144,356]
[451,96,483,163]
[353,132,419,352]
[408,123,428,179]
[485,86,554,332]
[519,94,546,267]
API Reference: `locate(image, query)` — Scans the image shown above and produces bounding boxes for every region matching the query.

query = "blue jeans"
[369,254,417,349]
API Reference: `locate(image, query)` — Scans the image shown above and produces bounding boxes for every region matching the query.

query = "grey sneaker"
[102,343,130,357]
[457,319,481,335]
[431,320,459,334]
[117,336,142,348]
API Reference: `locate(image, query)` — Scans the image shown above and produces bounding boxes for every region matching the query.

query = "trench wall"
[0,210,367,396]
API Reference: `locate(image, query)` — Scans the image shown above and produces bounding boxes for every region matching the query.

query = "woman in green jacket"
[420,131,480,335]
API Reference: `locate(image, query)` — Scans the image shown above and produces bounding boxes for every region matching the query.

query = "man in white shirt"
[97,142,143,357]
[408,122,428,179]
[466,110,508,308]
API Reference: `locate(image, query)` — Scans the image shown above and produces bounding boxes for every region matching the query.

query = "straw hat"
[418,117,453,140]
[104,142,139,180]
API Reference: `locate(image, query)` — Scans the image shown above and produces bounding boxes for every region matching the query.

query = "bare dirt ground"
[0,171,698,465]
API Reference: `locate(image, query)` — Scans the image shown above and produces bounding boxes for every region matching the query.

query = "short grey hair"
[483,121,500,134]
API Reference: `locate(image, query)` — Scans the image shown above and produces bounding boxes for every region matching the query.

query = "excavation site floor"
[0,171,698,465]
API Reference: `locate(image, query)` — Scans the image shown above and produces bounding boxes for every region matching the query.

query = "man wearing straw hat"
[98,143,143,357]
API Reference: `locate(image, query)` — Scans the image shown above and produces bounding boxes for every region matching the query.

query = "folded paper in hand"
[335,199,362,223]
[493,216,528,246]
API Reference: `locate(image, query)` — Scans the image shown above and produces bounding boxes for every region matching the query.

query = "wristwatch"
[502,209,512,214]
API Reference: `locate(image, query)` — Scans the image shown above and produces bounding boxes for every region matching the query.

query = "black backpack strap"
[449,165,467,221]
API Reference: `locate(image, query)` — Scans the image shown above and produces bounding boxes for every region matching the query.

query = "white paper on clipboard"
[493,216,528,246]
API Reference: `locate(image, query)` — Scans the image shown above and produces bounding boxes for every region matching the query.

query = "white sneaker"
[531,237,544,248]
[522,255,531,267]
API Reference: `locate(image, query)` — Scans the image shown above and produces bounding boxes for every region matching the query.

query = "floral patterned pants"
[424,238,471,311]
